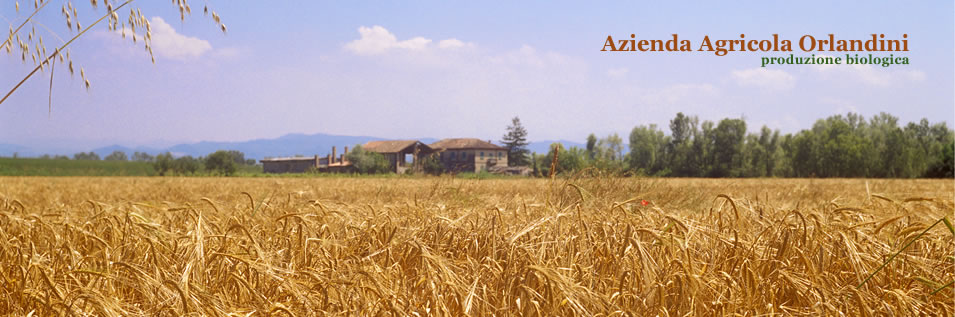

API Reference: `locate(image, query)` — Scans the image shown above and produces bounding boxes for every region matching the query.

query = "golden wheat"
[0,176,951,315]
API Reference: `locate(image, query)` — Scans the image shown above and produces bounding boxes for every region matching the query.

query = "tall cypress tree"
[501,117,531,166]
[586,133,597,160]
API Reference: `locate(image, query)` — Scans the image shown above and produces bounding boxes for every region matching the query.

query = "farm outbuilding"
[260,155,323,173]
[260,146,353,173]
[362,140,435,174]
[430,138,508,173]
[260,138,517,175]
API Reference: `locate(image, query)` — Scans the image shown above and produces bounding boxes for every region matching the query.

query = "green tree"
[669,112,694,145]
[811,115,873,177]
[868,113,913,177]
[759,126,780,176]
[778,113,955,178]
[787,130,816,177]
[628,124,670,175]
[418,154,445,175]
[668,112,700,176]
[152,152,174,176]
[205,150,237,176]
[774,134,794,177]
[597,133,624,161]
[174,156,201,175]
[709,118,746,177]
[73,152,101,160]
[698,120,717,176]
[739,126,779,177]
[585,133,597,160]
[224,150,248,165]
[501,117,531,166]
[132,152,154,162]
[345,145,390,174]
[542,143,586,176]
[587,133,625,172]
[925,140,954,178]
[104,151,128,161]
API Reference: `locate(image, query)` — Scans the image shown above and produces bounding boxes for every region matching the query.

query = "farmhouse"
[260,156,322,173]
[430,138,507,173]
[260,138,516,174]
[260,146,353,173]
[362,140,435,174]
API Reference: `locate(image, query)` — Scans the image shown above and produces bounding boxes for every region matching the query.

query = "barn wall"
[438,149,507,173]
[262,159,318,173]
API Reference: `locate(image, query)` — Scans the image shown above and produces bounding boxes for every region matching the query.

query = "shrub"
[345,145,390,174]
[205,150,237,176]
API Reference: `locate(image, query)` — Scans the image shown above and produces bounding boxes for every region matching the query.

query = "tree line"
[22,112,953,178]
[525,112,953,178]
[34,150,258,176]
[151,150,258,176]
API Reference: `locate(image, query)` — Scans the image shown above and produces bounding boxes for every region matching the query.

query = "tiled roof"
[363,140,432,153]
[430,138,505,150]
[260,156,317,162]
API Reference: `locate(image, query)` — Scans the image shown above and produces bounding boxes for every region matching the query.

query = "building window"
[451,152,457,160]
[498,152,503,158]
[480,152,484,158]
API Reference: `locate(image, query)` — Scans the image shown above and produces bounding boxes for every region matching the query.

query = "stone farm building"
[362,140,435,174]
[430,138,507,173]
[259,156,322,174]
[259,146,353,173]
[261,138,513,174]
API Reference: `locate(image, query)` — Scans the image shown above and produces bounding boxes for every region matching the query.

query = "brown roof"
[430,138,505,151]
[363,140,433,153]
[260,156,317,162]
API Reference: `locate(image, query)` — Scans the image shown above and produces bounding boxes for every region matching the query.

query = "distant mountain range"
[1,133,585,160]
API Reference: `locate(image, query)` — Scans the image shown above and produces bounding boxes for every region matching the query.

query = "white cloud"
[148,17,212,60]
[820,97,859,114]
[808,56,924,87]
[493,45,544,67]
[345,26,404,55]
[903,70,926,81]
[606,67,629,79]
[344,26,474,55]
[641,83,720,105]
[849,65,891,86]
[212,47,242,59]
[438,38,473,49]
[394,36,431,50]
[731,68,795,91]
[487,45,578,70]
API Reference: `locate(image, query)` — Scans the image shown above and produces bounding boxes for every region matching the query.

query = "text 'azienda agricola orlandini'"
[601,34,909,56]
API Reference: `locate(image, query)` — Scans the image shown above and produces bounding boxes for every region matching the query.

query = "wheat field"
[0,176,951,316]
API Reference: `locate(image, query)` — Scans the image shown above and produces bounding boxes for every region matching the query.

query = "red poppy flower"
[640,200,650,206]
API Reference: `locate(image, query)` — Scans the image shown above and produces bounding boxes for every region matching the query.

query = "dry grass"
[0,176,951,315]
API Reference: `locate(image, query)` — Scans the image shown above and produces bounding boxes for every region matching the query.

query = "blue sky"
[1,1,952,151]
